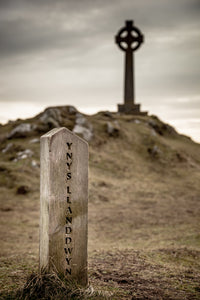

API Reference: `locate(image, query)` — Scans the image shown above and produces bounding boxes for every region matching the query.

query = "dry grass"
[0,108,200,299]
[1,271,111,300]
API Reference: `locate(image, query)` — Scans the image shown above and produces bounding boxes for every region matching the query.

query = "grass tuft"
[0,271,110,300]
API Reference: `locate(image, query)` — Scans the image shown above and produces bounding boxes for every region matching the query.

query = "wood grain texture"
[40,127,88,286]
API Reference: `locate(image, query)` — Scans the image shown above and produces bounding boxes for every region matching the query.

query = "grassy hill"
[0,106,200,299]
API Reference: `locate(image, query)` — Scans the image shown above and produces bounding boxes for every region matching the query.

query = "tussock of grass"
[0,271,111,300]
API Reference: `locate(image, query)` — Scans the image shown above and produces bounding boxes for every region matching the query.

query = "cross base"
[118,103,147,115]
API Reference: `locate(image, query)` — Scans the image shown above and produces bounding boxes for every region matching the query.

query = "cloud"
[0,0,199,141]
[0,0,199,59]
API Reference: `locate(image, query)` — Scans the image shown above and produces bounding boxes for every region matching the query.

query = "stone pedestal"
[118,103,147,115]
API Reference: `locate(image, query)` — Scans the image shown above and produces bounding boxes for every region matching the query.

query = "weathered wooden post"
[40,127,88,286]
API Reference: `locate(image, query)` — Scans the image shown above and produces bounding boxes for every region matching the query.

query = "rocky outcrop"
[148,117,177,136]
[8,123,36,139]
[29,138,40,144]
[73,113,93,142]
[106,120,120,137]
[36,106,77,132]
[39,107,62,128]
[2,143,13,153]
[13,149,34,162]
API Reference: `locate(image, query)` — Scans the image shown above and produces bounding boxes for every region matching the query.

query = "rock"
[148,119,162,134]
[8,123,35,139]
[107,121,120,137]
[1,143,24,156]
[29,138,40,144]
[148,118,176,136]
[2,143,13,153]
[73,113,93,142]
[147,145,161,157]
[73,125,93,142]
[134,119,141,124]
[150,129,157,137]
[102,111,113,118]
[13,149,34,162]
[75,113,87,126]
[18,149,33,159]
[163,123,177,135]
[68,106,77,114]
[40,107,62,129]
[31,160,39,167]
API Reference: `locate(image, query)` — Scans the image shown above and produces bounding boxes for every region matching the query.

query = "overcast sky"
[0,0,199,142]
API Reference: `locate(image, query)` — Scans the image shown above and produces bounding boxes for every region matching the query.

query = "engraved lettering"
[66,207,72,214]
[65,227,72,234]
[66,196,71,203]
[66,257,72,265]
[66,216,72,224]
[66,142,72,150]
[65,142,73,275]
[67,186,71,194]
[64,248,73,255]
[66,162,72,170]
[66,268,72,275]
[67,172,71,180]
[66,153,72,160]
[65,237,72,244]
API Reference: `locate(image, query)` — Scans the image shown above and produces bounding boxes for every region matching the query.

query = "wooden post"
[40,127,88,286]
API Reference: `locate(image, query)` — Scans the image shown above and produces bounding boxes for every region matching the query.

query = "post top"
[40,127,88,147]
[41,127,71,138]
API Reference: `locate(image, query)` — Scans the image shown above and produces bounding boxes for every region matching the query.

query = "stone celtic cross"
[116,20,146,114]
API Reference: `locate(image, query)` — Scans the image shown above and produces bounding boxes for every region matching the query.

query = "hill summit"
[0,106,200,299]
[0,105,199,173]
